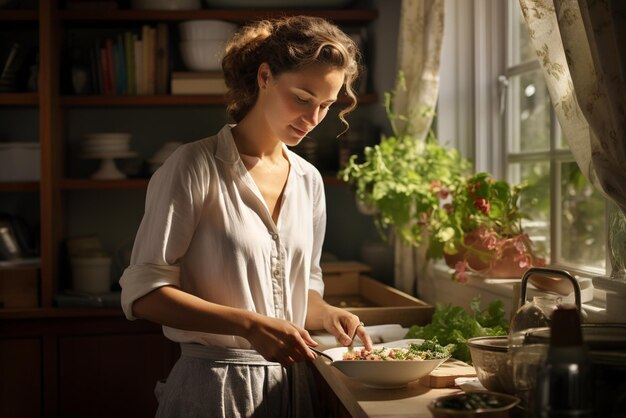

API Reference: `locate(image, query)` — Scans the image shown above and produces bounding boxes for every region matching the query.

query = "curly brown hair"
[222,15,361,131]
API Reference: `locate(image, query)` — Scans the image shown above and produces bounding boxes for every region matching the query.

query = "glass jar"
[508,296,561,414]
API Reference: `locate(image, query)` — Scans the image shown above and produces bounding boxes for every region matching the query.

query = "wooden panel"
[308,362,356,418]
[321,261,372,275]
[346,306,433,327]
[323,274,361,296]
[359,276,425,307]
[0,338,42,418]
[0,266,40,308]
[39,0,63,308]
[58,333,178,418]
[58,9,378,23]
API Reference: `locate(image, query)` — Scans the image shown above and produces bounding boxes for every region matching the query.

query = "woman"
[119,15,372,418]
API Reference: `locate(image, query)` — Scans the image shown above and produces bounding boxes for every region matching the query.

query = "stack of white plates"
[81,133,132,157]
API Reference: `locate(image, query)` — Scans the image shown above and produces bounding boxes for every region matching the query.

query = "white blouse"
[119,125,326,349]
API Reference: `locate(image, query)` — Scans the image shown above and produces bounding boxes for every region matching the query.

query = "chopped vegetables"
[342,339,455,361]
[404,297,508,363]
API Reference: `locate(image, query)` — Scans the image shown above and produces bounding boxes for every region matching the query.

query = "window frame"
[437,0,607,279]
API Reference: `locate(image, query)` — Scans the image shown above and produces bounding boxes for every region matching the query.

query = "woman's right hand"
[244,314,318,366]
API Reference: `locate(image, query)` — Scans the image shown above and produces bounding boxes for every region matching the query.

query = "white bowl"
[179,20,238,41]
[323,339,449,389]
[131,0,201,10]
[179,40,227,71]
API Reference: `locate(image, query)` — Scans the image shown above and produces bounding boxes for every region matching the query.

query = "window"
[504,4,606,273]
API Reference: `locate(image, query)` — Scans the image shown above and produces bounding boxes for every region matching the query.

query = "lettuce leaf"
[404,297,508,363]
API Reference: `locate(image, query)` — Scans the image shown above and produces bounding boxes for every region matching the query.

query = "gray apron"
[155,344,320,418]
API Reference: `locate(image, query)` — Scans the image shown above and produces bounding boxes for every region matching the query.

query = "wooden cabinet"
[0,1,378,310]
[0,309,179,418]
[0,338,42,418]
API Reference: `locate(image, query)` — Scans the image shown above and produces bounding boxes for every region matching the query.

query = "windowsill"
[420,262,611,323]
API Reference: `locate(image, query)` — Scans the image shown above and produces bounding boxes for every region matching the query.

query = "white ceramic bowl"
[131,0,201,10]
[179,40,227,71]
[323,339,449,389]
[179,20,238,41]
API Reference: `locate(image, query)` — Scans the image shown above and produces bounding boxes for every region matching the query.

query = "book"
[155,23,169,95]
[124,32,135,95]
[171,72,228,95]
[134,36,143,95]
[105,38,115,95]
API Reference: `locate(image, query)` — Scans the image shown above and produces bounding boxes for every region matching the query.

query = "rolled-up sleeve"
[119,264,181,319]
[119,145,210,320]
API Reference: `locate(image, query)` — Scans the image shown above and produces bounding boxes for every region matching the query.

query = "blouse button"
[273,269,280,278]
[271,233,279,241]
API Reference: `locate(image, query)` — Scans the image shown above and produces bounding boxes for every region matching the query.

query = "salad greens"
[404,297,508,363]
[409,338,456,360]
[343,338,454,361]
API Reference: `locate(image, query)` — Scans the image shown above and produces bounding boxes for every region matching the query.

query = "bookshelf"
[1,0,379,311]
[1,4,380,415]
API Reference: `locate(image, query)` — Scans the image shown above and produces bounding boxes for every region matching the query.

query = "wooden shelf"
[0,10,38,21]
[0,93,38,106]
[0,307,124,320]
[60,94,228,107]
[59,9,378,24]
[60,93,378,107]
[0,182,39,192]
[61,178,150,190]
[61,176,343,190]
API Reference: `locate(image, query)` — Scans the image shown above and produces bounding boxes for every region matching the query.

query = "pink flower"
[514,239,527,253]
[518,257,530,268]
[438,187,450,199]
[454,261,469,283]
[485,236,497,250]
[473,198,490,214]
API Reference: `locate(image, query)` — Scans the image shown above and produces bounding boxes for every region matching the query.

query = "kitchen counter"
[311,356,462,418]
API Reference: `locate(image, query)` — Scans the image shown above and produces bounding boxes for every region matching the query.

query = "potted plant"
[427,172,545,282]
[340,83,545,283]
[339,83,471,249]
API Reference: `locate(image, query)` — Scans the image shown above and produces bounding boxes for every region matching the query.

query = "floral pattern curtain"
[518,0,626,277]
[393,0,445,293]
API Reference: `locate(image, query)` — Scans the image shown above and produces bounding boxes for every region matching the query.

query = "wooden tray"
[322,261,434,327]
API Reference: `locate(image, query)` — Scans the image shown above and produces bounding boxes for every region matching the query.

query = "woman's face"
[260,63,345,147]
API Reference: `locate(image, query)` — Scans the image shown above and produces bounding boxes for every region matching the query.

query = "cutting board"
[419,359,477,388]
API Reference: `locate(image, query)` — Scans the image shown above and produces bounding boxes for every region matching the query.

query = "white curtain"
[393,0,445,294]
[518,0,626,277]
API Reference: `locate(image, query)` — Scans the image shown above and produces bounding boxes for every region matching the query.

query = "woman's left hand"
[306,290,373,351]
[322,305,373,351]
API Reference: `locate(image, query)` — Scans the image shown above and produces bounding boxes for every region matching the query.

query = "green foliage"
[404,297,508,363]
[339,81,471,247]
